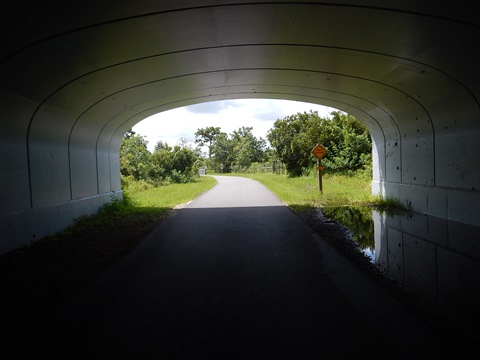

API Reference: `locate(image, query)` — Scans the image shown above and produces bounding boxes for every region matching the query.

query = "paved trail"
[35,176,460,357]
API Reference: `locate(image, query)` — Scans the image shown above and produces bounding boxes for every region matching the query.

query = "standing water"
[321,205,480,351]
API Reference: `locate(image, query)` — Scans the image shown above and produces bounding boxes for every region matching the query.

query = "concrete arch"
[1,1,479,254]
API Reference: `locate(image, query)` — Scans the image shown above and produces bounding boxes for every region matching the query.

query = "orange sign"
[311,144,327,159]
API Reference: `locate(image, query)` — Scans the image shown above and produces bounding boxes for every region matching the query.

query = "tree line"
[267,110,372,177]
[119,110,372,187]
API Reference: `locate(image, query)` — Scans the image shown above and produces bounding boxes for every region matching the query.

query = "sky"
[132,99,336,153]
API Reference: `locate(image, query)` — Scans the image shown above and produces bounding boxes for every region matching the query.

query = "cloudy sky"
[132,99,336,152]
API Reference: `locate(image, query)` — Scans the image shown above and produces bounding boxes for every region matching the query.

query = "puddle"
[321,206,376,262]
[321,205,480,336]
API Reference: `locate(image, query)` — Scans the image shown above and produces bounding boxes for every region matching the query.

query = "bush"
[121,175,154,193]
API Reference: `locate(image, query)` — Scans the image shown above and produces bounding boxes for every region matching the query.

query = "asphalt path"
[35,176,459,357]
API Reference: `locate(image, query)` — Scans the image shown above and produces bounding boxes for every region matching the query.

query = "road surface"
[32,176,461,357]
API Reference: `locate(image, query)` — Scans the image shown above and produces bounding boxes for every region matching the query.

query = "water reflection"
[322,206,480,331]
[322,206,375,261]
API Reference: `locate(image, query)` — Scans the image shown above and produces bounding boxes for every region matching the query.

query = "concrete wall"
[0,90,123,254]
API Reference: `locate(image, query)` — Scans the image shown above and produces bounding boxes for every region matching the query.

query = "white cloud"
[132,99,336,152]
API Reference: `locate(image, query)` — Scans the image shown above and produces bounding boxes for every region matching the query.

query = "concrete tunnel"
[1,1,480,255]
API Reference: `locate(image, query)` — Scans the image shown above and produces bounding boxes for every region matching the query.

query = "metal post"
[318,158,323,193]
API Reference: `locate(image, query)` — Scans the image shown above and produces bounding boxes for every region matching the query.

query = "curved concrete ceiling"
[3,2,478,124]
[1,1,480,253]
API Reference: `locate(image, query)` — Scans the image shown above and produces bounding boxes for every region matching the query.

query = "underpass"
[1,1,480,254]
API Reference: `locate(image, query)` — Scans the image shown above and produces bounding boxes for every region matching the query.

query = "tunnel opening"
[125,98,374,187]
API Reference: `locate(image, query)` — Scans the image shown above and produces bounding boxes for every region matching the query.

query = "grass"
[127,176,217,208]
[47,171,404,241]
[51,176,218,238]
[214,172,403,212]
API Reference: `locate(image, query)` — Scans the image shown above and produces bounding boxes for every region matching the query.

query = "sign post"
[311,144,327,192]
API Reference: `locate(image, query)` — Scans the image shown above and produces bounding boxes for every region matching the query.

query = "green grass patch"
[127,176,217,208]
[223,172,405,212]
[46,172,404,242]
[51,176,218,238]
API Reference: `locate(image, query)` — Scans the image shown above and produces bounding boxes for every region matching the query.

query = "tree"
[154,140,172,153]
[151,141,201,183]
[320,111,372,174]
[230,126,267,169]
[267,110,371,177]
[119,131,202,186]
[119,130,153,180]
[267,111,323,177]
[211,132,235,170]
[194,126,222,159]
[194,126,269,171]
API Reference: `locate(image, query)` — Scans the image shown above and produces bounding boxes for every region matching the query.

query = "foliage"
[195,125,268,172]
[266,111,319,176]
[194,126,222,158]
[321,111,372,175]
[119,130,154,181]
[121,175,154,193]
[119,130,202,186]
[267,110,372,177]
[230,126,267,169]
[210,132,235,170]
[128,175,217,207]
[151,143,201,184]
[243,160,286,174]
[121,109,373,185]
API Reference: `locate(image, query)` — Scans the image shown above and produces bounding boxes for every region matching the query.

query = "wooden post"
[317,158,323,193]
